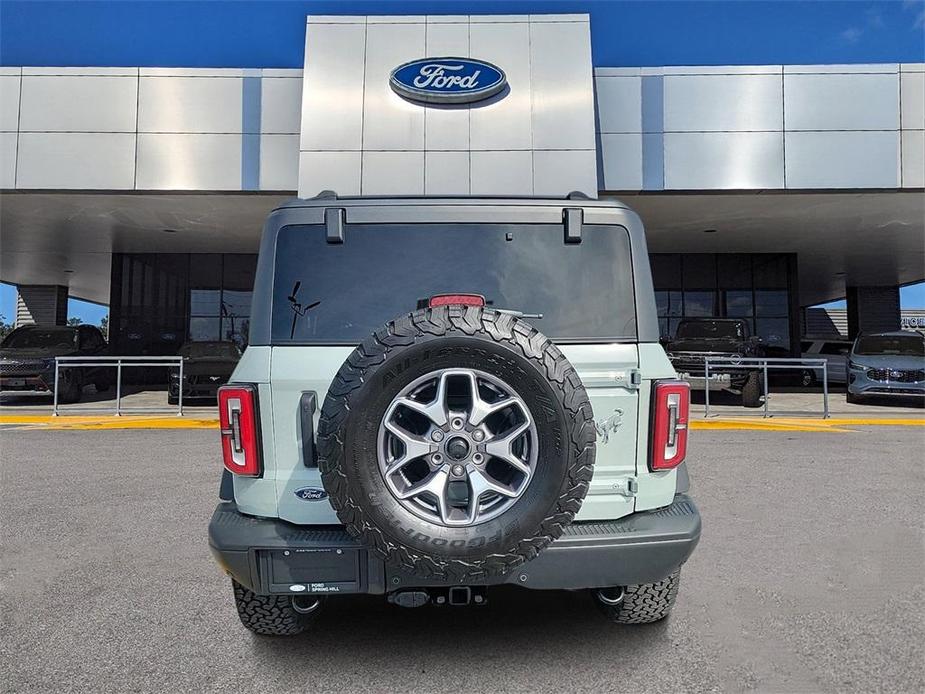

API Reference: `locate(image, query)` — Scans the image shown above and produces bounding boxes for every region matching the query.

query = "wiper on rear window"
[287,281,321,339]
[495,308,543,320]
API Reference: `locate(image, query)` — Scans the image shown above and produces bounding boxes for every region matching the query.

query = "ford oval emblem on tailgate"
[294,487,328,501]
[389,57,507,104]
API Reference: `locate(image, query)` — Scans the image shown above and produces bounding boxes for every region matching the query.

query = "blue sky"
[1,1,924,68]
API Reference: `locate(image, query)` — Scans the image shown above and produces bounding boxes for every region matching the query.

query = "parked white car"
[800,338,853,385]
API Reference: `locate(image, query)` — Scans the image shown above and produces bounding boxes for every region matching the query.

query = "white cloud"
[840,27,863,43]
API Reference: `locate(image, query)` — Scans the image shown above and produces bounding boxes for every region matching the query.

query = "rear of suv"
[208,195,701,635]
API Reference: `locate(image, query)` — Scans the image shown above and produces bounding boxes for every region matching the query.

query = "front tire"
[741,371,762,408]
[846,391,862,405]
[232,581,322,636]
[799,369,815,388]
[595,570,681,624]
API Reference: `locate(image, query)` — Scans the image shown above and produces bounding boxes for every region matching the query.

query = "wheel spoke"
[393,372,449,427]
[383,420,433,472]
[483,420,532,474]
[398,468,451,523]
[463,371,518,426]
[469,468,519,499]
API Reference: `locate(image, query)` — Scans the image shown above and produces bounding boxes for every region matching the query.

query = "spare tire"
[317,306,595,582]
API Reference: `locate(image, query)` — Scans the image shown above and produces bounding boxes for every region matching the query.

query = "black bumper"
[208,495,701,595]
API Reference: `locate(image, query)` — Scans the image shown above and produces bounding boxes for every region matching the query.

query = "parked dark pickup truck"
[168,341,241,405]
[666,318,764,407]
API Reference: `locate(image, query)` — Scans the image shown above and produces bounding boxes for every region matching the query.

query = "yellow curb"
[689,420,854,433]
[0,415,218,430]
[690,416,923,433]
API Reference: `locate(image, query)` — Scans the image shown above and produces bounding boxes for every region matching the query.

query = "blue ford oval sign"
[294,487,328,502]
[389,57,507,105]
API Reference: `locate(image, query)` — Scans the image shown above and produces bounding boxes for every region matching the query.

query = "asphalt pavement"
[1,426,923,693]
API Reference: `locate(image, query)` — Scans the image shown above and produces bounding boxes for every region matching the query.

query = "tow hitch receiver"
[387,586,488,608]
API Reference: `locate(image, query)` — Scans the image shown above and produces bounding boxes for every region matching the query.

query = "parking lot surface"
[2,426,923,693]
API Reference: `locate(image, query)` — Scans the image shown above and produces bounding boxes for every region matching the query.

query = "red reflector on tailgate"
[428,294,485,308]
[650,380,690,471]
[218,384,262,477]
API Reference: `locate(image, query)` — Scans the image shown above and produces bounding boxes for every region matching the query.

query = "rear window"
[271,223,636,344]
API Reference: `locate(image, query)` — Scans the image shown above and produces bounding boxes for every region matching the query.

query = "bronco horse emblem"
[389,57,507,104]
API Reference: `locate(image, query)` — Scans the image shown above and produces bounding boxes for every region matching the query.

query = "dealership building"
[1,13,923,357]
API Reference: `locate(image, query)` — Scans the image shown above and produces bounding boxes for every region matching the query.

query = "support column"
[846,285,900,339]
[15,285,68,327]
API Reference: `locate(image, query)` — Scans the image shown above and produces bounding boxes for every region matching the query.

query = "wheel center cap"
[445,436,470,461]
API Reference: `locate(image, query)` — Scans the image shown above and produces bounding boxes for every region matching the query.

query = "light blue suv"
[846,331,925,404]
[208,194,701,635]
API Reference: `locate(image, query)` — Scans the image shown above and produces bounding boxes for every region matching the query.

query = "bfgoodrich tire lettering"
[316,306,596,582]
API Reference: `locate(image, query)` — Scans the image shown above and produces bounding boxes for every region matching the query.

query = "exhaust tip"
[595,587,625,606]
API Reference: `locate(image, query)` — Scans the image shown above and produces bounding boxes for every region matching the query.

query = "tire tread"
[317,307,596,582]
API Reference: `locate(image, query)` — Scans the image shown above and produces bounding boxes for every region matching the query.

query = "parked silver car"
[846,331,925,404]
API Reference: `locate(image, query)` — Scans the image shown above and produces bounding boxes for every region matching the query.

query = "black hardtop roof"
[271,191,634,213]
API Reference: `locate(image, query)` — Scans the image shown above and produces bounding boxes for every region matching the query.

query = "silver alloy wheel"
[377,368,538,527]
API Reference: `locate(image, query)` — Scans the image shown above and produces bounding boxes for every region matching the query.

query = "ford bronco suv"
[208,194,701,635]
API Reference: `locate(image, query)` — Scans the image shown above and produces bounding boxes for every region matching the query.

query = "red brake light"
[428,293,485,308]
[218,384,262,477]
[650,380,690,471]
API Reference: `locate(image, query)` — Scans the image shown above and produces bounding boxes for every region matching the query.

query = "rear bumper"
[208,494,702,595]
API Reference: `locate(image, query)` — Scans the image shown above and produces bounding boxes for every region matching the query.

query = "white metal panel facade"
[297,14,598,198]
[594,62,924,191]
[0,19,921,195]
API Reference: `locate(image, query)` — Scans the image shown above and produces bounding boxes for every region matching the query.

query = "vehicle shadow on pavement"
[251,587,671,658]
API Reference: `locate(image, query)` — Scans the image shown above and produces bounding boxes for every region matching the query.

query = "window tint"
[272,223,637,344]
[820,342,848,355]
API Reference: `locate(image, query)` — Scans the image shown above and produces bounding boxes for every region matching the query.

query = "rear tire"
[232,580,322,636]
[595,570,681,624]
[167,395,179,406]
[741,371,762,408]
[59,371,82,404]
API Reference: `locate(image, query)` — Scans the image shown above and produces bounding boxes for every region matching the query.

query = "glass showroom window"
[650,253,796,354]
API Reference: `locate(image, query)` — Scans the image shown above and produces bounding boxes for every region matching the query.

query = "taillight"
[428,293,485,308]
[650,380,690,471]
[218,384,262,477]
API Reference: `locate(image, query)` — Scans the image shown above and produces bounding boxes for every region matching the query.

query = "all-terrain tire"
[741,370,762,408]
[596,570,681,624]
[232,580,321,636]
[317,305,596,583]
